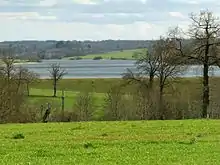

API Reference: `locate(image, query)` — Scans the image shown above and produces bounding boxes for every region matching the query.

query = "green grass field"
[31,78,124,93]
[0,59,26,64]
[27,77,220,121]
[28,78,120,111]
[1,78,220,164]
[0,120,219,165]
[27,77,202,110]
[66,49,143,60]
[28,88,105,111]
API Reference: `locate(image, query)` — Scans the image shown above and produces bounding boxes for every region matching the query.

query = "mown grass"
[0,120,220,165]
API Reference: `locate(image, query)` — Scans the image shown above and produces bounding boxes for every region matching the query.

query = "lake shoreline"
[38,76,215,80]
[15,59,220,78]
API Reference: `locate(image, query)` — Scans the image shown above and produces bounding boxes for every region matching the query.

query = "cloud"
[0,12,56,20]
[169,12,186,19]
[0,19,160,41]
[0,0,218,40]
[72,0,99,4]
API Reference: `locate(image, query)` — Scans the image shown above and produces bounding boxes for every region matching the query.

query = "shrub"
[0,81,25,123]
[83,142,94,149]
[110,57,127,60]
[103,84,126,121]
[49,111,78,122]
[69,57,82,60]
[12,133,25,139]
[93,56,103,60]
[73,92,95,121]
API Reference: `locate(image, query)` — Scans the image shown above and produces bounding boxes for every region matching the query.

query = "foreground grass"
[0,120,220,165]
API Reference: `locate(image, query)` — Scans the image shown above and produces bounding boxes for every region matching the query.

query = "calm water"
[16,59,220,78]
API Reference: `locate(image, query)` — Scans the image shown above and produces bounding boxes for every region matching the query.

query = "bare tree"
[0,49,15,83]
[24,70,39,96]
[123,37,185,120]
[123,47,159,89]
[155,37,185,119]
[103,84,125,121]
[15,67,39,96]
[0,68,25,123]
[49,63,67,97]
[73,92,94,121]
[14,66,25,93]
[170,10,220,118]
[123,47,160,119]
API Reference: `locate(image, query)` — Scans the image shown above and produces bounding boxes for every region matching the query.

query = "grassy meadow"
[25,77,220,120]
[26,79,123,121]
[0,120,220,165]
[27,77,203,112]
[66,49,142,60]
[0,59,28,64]
[2,78,220,164]
[28,78,121,110]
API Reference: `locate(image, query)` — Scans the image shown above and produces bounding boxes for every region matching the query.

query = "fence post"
[42,103,51,123]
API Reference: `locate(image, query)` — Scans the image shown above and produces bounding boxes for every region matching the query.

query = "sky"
[0,0,219,41]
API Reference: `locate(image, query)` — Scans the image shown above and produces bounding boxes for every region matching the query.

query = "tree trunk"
[159,76,164,120]
[149,74,154,89]
[16,80,21,94]
[159,85,164,120]
[53,80,57,97]
[202,38,210,118]
[26,83,30,96]
[202,62,209,118]
[7,71,10,84]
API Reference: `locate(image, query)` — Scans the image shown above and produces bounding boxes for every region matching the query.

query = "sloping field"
[64,49,143,60]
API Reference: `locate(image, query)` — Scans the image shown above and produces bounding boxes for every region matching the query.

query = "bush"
[12,133,25,139]
[49,111,78,122]
[83,142,94,149]
[110,57,127,60]
[69,57,82,60]
[73,92,95,121]
[93,56,103,60]
[0,81,25,123]
[103,84,126,121]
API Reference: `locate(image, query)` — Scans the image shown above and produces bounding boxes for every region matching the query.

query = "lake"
[16,59,220,78]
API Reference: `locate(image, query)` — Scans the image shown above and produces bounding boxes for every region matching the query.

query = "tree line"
[0,40,152,60]
[124,10,220,119]
[0,10,220,123]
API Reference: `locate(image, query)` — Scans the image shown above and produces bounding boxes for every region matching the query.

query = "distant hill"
[0,40,153,60]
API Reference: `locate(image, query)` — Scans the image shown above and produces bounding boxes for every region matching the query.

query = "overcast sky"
[0,0,219,41]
